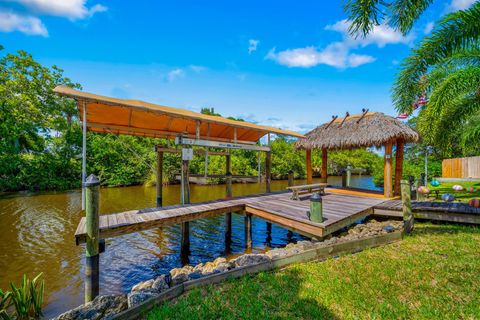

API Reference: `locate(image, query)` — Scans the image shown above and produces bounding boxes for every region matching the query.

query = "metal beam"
[176,136,270,152]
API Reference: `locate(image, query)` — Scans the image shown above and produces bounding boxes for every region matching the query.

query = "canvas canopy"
[54,86,304,143]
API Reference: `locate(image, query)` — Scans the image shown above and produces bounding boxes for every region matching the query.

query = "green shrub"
[1,273,44,320]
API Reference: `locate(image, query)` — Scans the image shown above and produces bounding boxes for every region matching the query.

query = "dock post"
[225,171,232,249]
[245,212,252,249]
[309,193,323,223]
[225,172,232,198]
[346,165,352,187]
[288,170,294,187]
[155,147,163,207]
[84,174,100,303]
[181,157,190,256]
[265,151,272,193]
[321,148,328,183]
[341,170,347,188]
[401,179,414,233]
[287,230,294,242]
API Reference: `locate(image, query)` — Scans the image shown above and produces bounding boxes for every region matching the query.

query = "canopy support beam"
[156,147,163,207]
[81,99,87,211]
[266,133,272,193]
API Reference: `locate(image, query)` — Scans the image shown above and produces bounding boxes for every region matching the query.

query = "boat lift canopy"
[54,86,304,145]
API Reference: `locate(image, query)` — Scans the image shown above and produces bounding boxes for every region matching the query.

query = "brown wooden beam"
[306,149,313,184]
[156,150,163,207]
[321,148,328,183]
[394,139,404,196]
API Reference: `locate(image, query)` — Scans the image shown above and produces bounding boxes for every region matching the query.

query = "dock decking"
[373,200,480,224]
[75,189,387,244]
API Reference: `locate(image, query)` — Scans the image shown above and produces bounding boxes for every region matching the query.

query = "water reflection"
[0,175,378,317]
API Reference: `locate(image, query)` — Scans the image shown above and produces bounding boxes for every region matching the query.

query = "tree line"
[0,47,444,193]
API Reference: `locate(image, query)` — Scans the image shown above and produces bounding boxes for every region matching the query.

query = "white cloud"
[423,22,434,34]
[266,43,375,69]
[14,0,107,20]
[0,11,48,36]
[167,68,185,82]
[189,65,206,73]
[0,0,107,36]
[348,54,376,67]
[446,0,477,12]
[267,19,411,69]
[324,19,414,48]
[248,39,259,54]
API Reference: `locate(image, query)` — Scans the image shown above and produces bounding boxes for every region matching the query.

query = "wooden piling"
[288,170,294,187]
[306,149,313,184]
[401,179,414,233]
[181,159,190,254]
[346,165,352,187]
[84,174,100,303]
[321,148,328,183]
[266,151,272,193]
[226,154,231,178]
[245,212,252,249]
[156,148,163,207]
[341,170,347,188]
[225,172,232,198]
[225,171,232,248]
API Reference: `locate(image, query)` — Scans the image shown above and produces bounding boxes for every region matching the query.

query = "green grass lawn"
[428,181,480,202]
[148,223,480,319]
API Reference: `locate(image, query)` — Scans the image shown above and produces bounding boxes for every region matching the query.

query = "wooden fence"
[442,156,480,179]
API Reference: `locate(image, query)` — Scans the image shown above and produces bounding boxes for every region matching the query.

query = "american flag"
[396,113,409,119]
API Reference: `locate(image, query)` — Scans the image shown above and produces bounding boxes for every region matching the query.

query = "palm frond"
[392,2,480,111]
[389,0,434,34]
[344,0,387,37]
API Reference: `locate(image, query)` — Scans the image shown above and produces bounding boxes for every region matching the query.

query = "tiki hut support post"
[384,142,393,198]
[155,147,163,207]
[306,149,313,184]
[294,112,419,198]
[394,139,405,196]
[321,148,327,183]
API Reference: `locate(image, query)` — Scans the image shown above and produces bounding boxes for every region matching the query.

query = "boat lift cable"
[102,128,158,174]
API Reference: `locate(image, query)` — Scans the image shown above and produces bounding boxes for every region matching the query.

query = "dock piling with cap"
[84,174,100,303]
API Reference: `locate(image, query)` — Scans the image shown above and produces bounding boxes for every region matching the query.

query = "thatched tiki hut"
[295,112,419,197]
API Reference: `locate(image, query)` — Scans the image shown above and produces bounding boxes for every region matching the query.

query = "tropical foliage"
[0,48,395,192]
[345,1,480,158]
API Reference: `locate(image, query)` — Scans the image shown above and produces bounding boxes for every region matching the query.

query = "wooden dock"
[75,190,387,244]
[374,200,480,224]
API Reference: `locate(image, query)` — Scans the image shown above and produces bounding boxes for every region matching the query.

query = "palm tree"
[345,1,480,156]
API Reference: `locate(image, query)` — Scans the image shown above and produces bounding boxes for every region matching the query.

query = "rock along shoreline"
[53,219,403,320]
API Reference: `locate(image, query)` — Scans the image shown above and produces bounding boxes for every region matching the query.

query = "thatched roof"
[295,112,419,150]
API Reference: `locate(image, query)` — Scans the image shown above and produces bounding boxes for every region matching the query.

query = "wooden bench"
[287,183,327,200]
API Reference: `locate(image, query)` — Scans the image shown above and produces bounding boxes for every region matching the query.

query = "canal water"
[0,175,378,317]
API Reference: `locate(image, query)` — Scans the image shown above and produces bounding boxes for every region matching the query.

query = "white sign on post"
[182,148,193,161]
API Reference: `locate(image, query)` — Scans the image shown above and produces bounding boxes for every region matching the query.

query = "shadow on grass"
[148,268,338,319]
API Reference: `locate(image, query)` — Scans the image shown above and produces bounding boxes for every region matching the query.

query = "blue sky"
[0,0,476,133]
